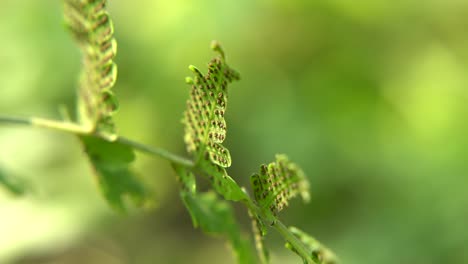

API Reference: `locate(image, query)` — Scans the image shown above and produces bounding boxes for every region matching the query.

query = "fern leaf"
[183,41,240,168]
[0,167,29,196]
[182,42,246,201]
[180,191,256,264]
[64,1,150,211]
[81,136,151,211]
[199,159,247,201]
[285,226,339,264]
[172,163,196,195]
[63,0,119,138]
[173,158,254,263]
[251,154,310,221]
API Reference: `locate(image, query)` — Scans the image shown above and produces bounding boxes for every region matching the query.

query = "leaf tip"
[210,40,225,59]
[185,76,194,84]
[188,65,197,72]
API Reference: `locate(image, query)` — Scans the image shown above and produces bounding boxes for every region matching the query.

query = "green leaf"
[80,136,151,211]
[64,0,119,137]
[182,42,246,201]
[251,154,310,222]
[285,226,339,264]
[182,41,240,167]
[199,159,248,202]
[0,167,29,196]
[172,163,196,195]
[180,191,256,264]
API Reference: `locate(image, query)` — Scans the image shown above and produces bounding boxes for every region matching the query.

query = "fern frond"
[63,1,152,210]
[183,41,240,168]
[182,42,246,202]
[63,0,118,138]
[286,226,339,264]
[251,154,310,221]
[200,159,247,201]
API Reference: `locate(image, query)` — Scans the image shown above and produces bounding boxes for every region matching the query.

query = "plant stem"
[273,220,316,264]
[117,136,194,167]
[32,117,91,134]
[241,198,316,264]
[0,114,194,167]
[0,115,31,125]
[0,115,91,134]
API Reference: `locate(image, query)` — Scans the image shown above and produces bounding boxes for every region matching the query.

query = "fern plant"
[0,1,339,263]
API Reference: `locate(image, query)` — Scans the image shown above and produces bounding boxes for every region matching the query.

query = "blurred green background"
[1,0,468,263]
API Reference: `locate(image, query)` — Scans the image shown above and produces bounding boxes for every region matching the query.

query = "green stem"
[31,117,91,134]
[117,136,194,167]
[0,114,194,168]
[0,115,31,125]
[0,115,91,134]
[273,220,316,264]
[241,198,316,264]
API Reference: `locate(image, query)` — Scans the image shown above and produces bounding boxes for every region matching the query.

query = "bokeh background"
[1,1,468,263]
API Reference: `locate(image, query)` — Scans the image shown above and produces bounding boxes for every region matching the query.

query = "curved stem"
[117,136,194,167]
[0,114,194,168]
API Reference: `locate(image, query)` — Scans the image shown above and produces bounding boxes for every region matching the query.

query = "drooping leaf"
[251,154,310,223]
[0,167,29,196]
[182,41,240,167]
[63,0,119,138]
[80,136,150,211]
[285,226,339,264]
[180,191,256,264]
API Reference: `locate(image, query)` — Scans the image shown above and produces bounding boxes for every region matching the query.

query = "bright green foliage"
[251,154,310,223]
[286,226,339,264]
[81,136,150,211]
[0,167,29,196]
[63,0,119,138]
[183,41,240,168]
[181,191,256,264]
